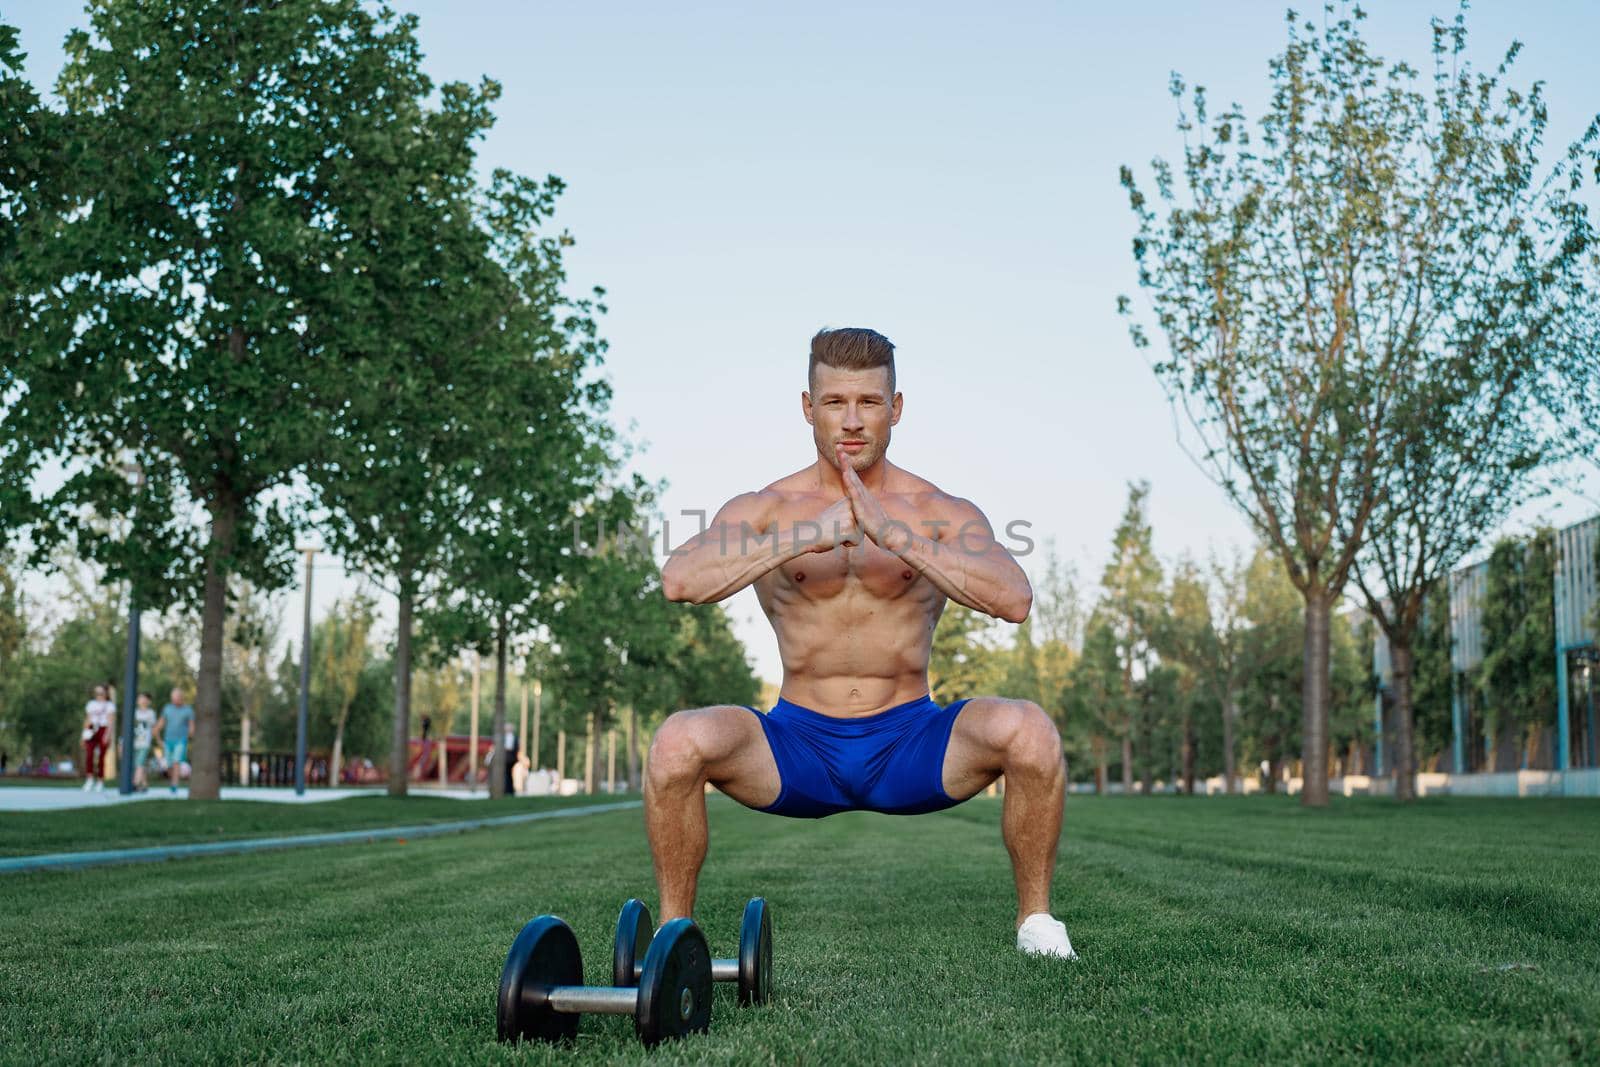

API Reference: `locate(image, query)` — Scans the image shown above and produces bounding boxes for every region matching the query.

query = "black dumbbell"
[613,897,772,1006]
[497,914,712,1046]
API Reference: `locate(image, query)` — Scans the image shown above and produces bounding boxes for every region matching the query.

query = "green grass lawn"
[2,795,1598,1065]
[0,792,625,856]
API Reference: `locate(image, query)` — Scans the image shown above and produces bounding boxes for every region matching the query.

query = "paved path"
[0,784,503,812]
[0,800,643,875]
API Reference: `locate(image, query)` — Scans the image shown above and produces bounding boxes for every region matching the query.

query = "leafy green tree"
[316,594,376,786]
[3,1,506,798]
[1408,580,1455,771]
[1065,613,1126,791]
[1096,482,1165,792]
[1159,557,1219,793]
[315,156,606,799]
[929,603,1003,704]
[1029,544,1081,729]
[1120,4,1598,806]
[1237,547,1304,792]
[1475,531,1557,770]
[544,494,679,794]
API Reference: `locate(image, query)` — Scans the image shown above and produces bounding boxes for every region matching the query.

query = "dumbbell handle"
[630,959,738,983]
[546,985,638,1015]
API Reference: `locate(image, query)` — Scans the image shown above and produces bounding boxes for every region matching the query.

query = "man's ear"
[801,390,814,425]
[890,392,903,426]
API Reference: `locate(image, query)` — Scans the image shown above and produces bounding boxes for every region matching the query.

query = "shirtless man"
[648,327,1075,959]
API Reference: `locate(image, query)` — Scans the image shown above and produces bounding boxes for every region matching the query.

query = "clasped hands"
[806,445,914,556]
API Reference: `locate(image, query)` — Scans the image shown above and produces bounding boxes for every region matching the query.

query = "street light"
[117,460,144,796]
[294,541,319,795]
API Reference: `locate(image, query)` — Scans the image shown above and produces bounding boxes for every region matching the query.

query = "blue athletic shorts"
[742,693,972,819]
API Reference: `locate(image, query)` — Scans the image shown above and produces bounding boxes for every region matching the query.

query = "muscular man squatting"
[645,326,1076,960]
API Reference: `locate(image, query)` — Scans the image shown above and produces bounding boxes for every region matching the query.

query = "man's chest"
[764,498,935,601]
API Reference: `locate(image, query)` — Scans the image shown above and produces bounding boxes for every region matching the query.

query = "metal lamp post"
[117,461,145,796]
[294,544,318,795]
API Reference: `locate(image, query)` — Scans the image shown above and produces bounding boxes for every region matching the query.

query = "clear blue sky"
[9,1,1599,683]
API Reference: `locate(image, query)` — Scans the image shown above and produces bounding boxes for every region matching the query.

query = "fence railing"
[221,750,331,788]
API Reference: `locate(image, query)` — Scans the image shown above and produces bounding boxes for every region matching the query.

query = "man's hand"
[836,446,909,553]
[808,495,862,553]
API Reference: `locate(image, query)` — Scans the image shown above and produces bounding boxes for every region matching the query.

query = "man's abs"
[754,534,947,717]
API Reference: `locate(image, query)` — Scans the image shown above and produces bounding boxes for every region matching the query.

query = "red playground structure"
[408,735,496,786]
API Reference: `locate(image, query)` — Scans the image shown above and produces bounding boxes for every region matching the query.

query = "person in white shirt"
[131,692,157,792]
[81,685,116,792]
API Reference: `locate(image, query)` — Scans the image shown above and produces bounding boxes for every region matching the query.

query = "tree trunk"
[1120,733,1133,793]
[1093,735,1106,794]
[330,704,349,788]
[388,579,414,797]
[1389,639,1417,802]
[1181,713,1196,795]
[1300,586,1332,807]
[1263,730,1280,794]
[190,498,237,800]
[1222,690,1238,794]
[1139,702,1154,794]
[490,614,509,800]
[583,710,599,795]
[626,706,640,791]
[531,680,542,769]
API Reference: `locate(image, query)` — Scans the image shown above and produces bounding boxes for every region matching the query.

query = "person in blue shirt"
[154,688,195,796]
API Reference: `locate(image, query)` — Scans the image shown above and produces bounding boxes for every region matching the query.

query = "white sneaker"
[1017,913,1078,960]
[82,779,94,791]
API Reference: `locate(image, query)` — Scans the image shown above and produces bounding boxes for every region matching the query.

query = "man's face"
[803,363,902,472]
[171,689,185,705]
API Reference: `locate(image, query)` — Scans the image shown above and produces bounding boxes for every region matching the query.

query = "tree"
[316,160,608,799]
[1066,613,1126,792]
[1120,4,1597,805]
[1029,543,1082,729]
[544,492,679,795]
[1152,559,1209,793]
[316,594,375,787]
[1236,547,1304,792]
[1096,483,1165,792]
[1475,531,1557,770]
[929,603,1003,704]
[3,1,502,798]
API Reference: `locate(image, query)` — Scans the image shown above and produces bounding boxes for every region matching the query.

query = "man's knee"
[646,711,709,790]
[999,701,1063,778]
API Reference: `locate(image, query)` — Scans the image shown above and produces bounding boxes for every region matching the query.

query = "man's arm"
[661,491,856,604]
[837,457,1031,623]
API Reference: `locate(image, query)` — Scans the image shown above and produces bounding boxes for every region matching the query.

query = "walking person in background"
[154,688,194,796]
[502,727,518,796]
[81,684,116,792]
[131,692,157,792]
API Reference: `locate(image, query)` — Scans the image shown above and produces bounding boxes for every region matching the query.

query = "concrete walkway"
[0,784,493,812]
[0,799,643,875]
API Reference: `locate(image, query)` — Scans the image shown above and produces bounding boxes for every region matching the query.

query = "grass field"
[2,794,1597,1065]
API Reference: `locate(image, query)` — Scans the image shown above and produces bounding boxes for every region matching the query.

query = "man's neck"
[814,454,889,494]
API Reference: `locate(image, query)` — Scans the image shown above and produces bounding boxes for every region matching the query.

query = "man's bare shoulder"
[886,466,991,533]
[762,465,831,501]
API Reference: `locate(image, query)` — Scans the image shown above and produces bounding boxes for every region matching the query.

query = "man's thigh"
[672,705,783,811]
[939,696,1031,801]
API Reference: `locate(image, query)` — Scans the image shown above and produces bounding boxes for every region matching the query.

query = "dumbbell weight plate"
[738,897,773,1006]
[497,916,582,1044]
[613,898,653,988]
[636,918,713,1045]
